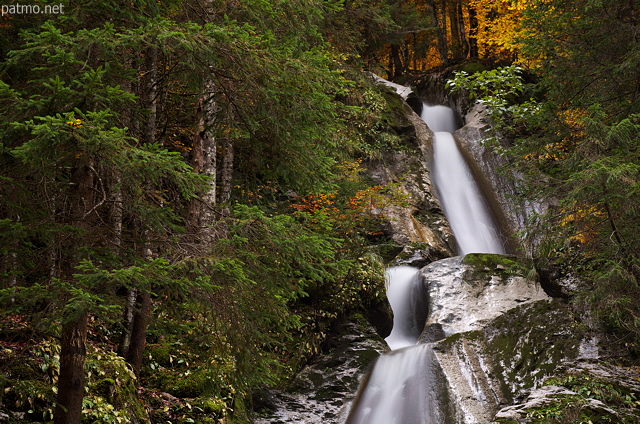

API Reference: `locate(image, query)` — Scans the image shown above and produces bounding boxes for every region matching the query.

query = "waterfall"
[346,344,435,424]
[346,266,437,424]
[347,102,507,424]
[421,104,505,255]
[384,266,426,351]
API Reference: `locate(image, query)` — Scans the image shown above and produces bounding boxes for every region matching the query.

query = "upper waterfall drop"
[420,105,459,133]
[421,104,506,255]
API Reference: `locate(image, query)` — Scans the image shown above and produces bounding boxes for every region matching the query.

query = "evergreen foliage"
[1,0,639,422]
[0,0,399,422]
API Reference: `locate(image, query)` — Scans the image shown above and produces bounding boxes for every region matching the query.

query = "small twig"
[82,165,107,219]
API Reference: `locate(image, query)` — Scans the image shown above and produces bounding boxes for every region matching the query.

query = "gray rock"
[253,318,387,424]
[419,254,549,337]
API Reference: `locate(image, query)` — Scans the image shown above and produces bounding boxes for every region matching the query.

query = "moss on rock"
[462,253,533,278]
[483,300,581,401]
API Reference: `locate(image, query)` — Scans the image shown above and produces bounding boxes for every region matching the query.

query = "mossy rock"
[92,378,116,402]
[146,344,174,368]
[85,347,149,422]
[457,61,489,74]
[462,253,533,278]
[167,371,210,398]
[484,300,581,400]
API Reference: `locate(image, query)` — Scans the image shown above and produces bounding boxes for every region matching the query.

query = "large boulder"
[413,253,613,424]
[419,254,550,339]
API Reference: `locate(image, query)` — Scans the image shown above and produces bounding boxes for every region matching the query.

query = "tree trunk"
[54,162,95,424]
[124,236,154,375]
[117,288,136,357]
[468,4,479,59]
[124,290,152,375]
[120,47,158,370]
[219,126,234,206]
[390,44,404,79]
[54,313,89,424]
[142,46,158,148]
[426,0,449,65]
[189,78,218,240]
[449,0,463,60]
[456,0,469,59]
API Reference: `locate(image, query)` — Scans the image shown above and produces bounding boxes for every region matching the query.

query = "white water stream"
[346,103,507,423]
[384,266,423,351]
[347,266,435,424]
[422,104,505,255]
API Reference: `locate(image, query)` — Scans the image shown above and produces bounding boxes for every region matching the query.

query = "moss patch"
[483,300,580,401]
[463,253,532,274]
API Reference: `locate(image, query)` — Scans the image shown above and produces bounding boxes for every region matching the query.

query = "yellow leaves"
[469,0,529,61]
[561,203,605,244]
[524,139,573,162]
[525,108,587,162]
[337,158,364,182]
[67,118,82,129]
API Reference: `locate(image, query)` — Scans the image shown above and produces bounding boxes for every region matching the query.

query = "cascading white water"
[384,266,423,350]
[421,104,505,255]
[347,101,508,424]
[346,344,435,424]
[347,266,434,424]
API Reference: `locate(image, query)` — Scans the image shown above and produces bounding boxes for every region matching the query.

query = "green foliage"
[447,65,543,140]
[514,372,640,424]
[0,0,407,422]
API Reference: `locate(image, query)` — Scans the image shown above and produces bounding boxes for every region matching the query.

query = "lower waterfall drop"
[346,266,436,424]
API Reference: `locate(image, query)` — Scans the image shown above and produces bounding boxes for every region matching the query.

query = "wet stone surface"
[253,318,387,424]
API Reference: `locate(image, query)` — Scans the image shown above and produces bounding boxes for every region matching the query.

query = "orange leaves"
[469,0,529,61]
[290,184,402,237]
[290,191,339,214]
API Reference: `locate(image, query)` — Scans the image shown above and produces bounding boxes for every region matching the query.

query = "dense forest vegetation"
[0,0,638,423]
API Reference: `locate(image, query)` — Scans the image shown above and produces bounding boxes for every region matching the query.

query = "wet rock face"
[253,318,387,424]
[454,103,550,256]
[495,362,640,423]
[431,299,585,424]
[368,76,456,258]
[418,254,550,338]
[412,254,592,424]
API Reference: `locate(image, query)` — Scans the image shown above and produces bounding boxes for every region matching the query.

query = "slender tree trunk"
[110,171,135,358]
[390,44,404,79]
[456,0,469,59]
[189,78,218,240]
[219,126,234,206]
[125,239,153,375]
[426,0,449,65]
[54,312,89,424]
[114,50,134,358]
[143,46,158,147]
[118,289,137,357]
[449,0,463,60]
[125,290,152,375]
[468,4,479,58]
[55,162,95,424]
[121,45,158,372]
